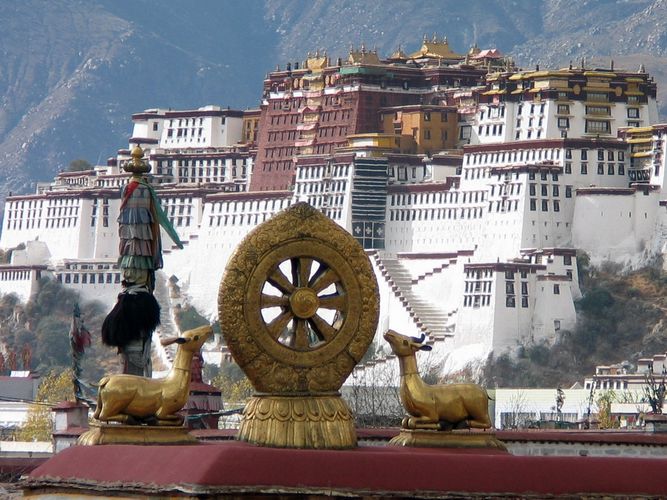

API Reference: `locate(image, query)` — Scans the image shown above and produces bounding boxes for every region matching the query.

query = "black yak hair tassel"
[101,288,161,347]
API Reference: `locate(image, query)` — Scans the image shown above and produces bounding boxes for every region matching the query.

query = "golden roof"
[409,35,463,61]
[305,51,328,71]
[348,45,381,65]
[389,45,407,60]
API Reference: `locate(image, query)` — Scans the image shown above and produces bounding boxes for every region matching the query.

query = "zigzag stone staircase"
[152,270,180,370]
[370,252,455,342]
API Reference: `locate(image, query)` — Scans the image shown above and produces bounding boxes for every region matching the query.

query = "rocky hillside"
[482,258,667,388]
[1,0,666,202]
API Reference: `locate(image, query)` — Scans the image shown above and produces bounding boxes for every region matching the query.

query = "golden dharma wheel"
[219,203,379,394]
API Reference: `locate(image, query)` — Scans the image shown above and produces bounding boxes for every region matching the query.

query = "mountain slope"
[0,0,666,201]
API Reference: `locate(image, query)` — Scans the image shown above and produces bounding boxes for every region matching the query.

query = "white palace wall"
[572,188,660,266]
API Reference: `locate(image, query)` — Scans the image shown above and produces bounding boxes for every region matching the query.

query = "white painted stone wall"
[572,189,660,266]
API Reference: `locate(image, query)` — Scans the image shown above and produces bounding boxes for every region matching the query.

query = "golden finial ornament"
[123,144,150,175]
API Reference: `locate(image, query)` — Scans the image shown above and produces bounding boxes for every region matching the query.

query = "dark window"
[506,296,516,308]
[581,163,588,174]
[586,120,610,134]
[553,284,560,294]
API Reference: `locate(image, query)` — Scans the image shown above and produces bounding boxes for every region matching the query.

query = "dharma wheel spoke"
[293,319,310,349]
[297,257,313,288]
[309,267,340,293]
[260,293,289,308]
[267,310,293,339]
[309,314,337,342]
[267,267,296,295]
[318,293,347,312]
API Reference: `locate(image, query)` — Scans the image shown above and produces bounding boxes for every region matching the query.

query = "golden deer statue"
[93,325,212,426]
[384,329,492,430]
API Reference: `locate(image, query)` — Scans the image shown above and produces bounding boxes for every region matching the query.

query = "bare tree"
[502,390,530,429]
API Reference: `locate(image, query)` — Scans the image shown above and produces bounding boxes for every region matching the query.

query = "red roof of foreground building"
[24,439,667,497]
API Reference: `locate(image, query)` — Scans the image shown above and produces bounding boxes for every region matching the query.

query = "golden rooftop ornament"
[124,144,151,175]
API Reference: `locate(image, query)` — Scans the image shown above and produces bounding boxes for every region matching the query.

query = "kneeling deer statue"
[384,329,491,430]
[94,325,212,426]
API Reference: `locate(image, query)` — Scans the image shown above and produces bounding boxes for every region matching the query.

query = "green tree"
[67,159,92,172]
[212,361,253,404]
[16,370,74,441]
[596,390,617,429]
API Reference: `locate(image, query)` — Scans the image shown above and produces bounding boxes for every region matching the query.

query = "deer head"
[383,329,432,357]
[161,325,212,352]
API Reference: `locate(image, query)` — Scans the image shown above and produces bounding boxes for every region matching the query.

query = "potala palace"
[1,37,665,374]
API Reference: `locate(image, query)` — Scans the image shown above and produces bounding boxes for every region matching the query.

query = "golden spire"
[124,144,150,175]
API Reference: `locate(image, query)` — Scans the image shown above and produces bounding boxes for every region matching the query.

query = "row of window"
[463,295,491,308]
[0,270,33,281]
[565,149,625,162]
[390,190,485,207]
[296,183,347,197]
[479,106,506,121]
[478,124,504,136]
[529,199,561,212]
[166,127,204,139]
[529,184,569,198]
[208,198,288,214]
[168,118,205,127]
[260,160,294,172]
[297,165,350,180]
[575,163,625,175]
[465,148,560,166]
[464,280,492,293]
[58,273,121,284]
[389,165,428,182]
[158,158,243,168]
[389,207,484,221]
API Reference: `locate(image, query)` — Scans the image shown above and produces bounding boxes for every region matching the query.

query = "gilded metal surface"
[384,329,493,431]
[238,394,356,449]
[219,202,379,393]
[389,429,507,451]
[219,202,379,448]
[77,421,197,446]
[123,144,151,174]
[92,325,212,427]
